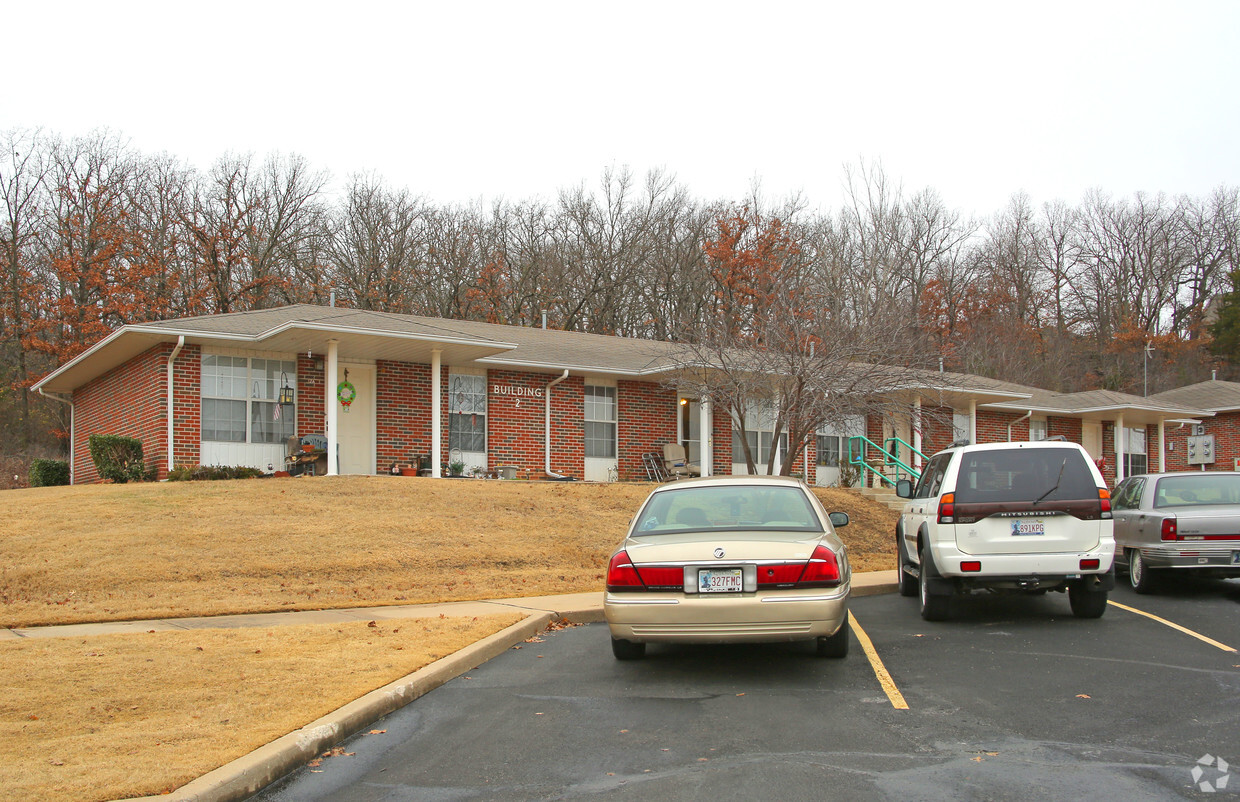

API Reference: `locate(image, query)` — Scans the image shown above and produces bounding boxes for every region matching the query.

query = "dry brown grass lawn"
[0,614,523,802]
[1,477,897,628]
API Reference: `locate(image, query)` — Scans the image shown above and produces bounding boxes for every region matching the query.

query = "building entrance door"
[336,363,375,475]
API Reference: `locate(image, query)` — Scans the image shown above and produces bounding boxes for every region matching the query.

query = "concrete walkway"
[19,571,896,802]
[3,570,897,641]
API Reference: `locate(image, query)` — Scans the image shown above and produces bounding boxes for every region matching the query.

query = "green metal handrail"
[847,435,924,487]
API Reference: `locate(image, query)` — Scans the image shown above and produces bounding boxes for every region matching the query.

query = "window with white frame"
[201,355,296,444]
[733,404,789,466]
[448,373,487,453]
[585,384,617,458]
[816,435,841,467]
[1029,419,1047,441]
[1123,427,1148,476]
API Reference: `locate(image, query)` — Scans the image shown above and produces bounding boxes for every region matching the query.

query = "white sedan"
[604,475,852,660]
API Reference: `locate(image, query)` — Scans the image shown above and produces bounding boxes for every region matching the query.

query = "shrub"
[838,461,861,488]
[29,458,70,487]
[87,435,147,483]
[167,464,265,481]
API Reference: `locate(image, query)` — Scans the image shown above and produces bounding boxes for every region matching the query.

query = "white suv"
[894,440,1115,620]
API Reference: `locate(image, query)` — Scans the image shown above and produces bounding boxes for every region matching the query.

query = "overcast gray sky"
[5,0,1238,215]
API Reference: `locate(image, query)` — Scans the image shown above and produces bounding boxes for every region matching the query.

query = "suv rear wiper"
[1032,457,1067,506]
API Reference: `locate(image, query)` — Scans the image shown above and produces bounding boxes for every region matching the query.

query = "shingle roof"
[28,304,1223,425]
[1148,380,1240,412]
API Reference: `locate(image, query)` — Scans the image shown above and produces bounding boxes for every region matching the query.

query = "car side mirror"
[828,511,849,528]
[894,479,913,498]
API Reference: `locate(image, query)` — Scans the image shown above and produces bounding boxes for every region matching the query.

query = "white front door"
[1082,421,1103,461]
[336,363,375,475]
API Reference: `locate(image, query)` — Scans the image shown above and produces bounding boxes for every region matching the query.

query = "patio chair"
[663,443,701,478]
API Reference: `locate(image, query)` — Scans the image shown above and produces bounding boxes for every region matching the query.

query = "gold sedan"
[604,475,852,660]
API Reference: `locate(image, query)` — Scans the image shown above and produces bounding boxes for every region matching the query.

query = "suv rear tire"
[1068,581,1108,618]
[918,545,951,621]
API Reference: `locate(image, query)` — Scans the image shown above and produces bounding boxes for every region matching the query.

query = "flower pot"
[399,467,418,477]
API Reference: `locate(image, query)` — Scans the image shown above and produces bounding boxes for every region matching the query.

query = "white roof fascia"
[32,321,519,393]
[477,355,654,377]
[31,326,135,392]
[986,400,1214,418]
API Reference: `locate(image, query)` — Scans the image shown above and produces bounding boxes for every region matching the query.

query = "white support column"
[326,339,339,476]
[700,397,712,477]
[1115,414,1126,483]
[1158,420,1166,473]
[431,349,442,478]
[969,399,977,444]
[913,397,923,472]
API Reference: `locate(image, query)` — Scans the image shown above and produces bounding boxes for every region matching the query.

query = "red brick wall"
[713,404,733,473]
[297,356,327,438]
[1047,416,1082,443]
[920,405,955,455]
[489,369,583,478]
[1160,413,1240,473]
[370,365,689,480]
[73,344,174,483]
[618,380,677,480]
[376,360,433,470]
[171,345,201,471]
[977,410,1030,443]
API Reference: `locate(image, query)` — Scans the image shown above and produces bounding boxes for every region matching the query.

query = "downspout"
[39,388,75,485]
[545,370,569,478]
[1007,410,1033,443]
[166,336,185,478]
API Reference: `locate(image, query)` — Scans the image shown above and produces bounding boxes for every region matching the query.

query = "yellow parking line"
[1108,600,1237,653]
[848,611,909,710]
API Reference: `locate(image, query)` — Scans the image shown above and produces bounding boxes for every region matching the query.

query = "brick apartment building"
[32,305,1228,487]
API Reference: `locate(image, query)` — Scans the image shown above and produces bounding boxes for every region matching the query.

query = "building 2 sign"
[492,385,544,398]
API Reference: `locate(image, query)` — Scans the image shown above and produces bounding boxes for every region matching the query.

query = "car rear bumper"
[604,586,848,643]
[1132,545,1240,573]
[929,542,1115,580]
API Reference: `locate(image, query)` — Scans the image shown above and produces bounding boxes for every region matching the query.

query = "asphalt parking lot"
[255,578,1240,801]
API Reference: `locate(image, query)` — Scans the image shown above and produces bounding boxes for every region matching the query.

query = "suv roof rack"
[1045,435,1067,441]
[948,438,972,449]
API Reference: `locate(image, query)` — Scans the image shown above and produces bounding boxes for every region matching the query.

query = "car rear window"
[632,485,823,535]
[953,447,1097,504]
[1154,474,1240,508]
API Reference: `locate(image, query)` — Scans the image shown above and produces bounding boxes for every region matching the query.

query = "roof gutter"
[38,387,75,485]
[545,370,570,479]
[167,336,185,477]
[1008,410,1033,442]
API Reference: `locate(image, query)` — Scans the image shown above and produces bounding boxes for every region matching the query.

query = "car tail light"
[797,545,842,587]
[960,561,981,572]
[1080,558,1100,570]
[606,551,644,590]
[938,493,955,524]
[1098,488,1112,518]
[1161,518,1178,541]
[635,565,684,589]
[757,563,807,587]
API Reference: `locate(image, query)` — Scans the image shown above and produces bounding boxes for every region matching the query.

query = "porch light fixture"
[679,398,688,406]
[278,372,295,406]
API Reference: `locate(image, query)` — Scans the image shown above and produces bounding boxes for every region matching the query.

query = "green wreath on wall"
[337,379,356,410]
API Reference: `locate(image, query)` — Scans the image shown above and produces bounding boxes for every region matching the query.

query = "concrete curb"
[120,574,896,802]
